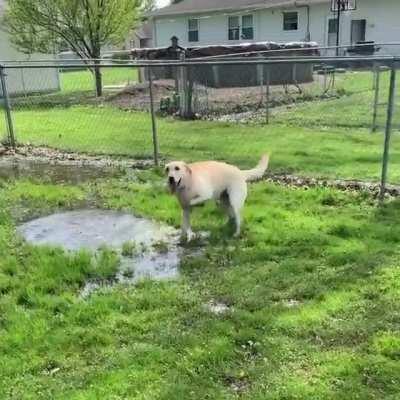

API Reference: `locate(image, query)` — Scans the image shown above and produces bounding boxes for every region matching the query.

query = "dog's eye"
[175,166,180,171]
[165,167,169,173]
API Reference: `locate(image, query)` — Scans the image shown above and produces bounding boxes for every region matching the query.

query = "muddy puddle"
[0,158,123,184]
[18,209,185,296]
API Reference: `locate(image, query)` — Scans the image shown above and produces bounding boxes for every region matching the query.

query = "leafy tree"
[3,0,143,96]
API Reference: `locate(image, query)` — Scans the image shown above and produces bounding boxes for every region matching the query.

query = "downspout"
[295,2,311,41]
[305,5,310,41]
[152,17,158,47]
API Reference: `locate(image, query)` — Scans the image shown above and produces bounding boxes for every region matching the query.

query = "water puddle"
[18,209,182,296]
[0,159,122,184]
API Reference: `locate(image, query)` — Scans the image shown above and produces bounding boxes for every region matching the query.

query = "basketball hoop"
[331,0,356,12]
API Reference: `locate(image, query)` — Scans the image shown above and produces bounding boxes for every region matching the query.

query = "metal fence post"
[265,65,270,125]
[372,66,381,133]
[148,67,159,166]
[0,65,16,148]
[379,65,397,201]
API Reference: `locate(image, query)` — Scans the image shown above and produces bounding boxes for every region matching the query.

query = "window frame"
[228,14,254,41]
[228,16,240,41]
[188,18,199,42]
[283,11,299,31]
[241,15,254,40]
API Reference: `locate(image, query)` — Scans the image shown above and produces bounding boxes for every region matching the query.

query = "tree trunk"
[94,61,102,97]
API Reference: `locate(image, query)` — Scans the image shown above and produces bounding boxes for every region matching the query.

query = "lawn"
[3,104,400,184]
[60,67,138,93]
[1,171,400,399]
[2,61,400,400]
[1,68,399,184]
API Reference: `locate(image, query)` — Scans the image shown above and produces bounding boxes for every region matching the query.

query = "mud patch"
[0,144,155,184]
[18,209,182,295]
[0,158,122,184]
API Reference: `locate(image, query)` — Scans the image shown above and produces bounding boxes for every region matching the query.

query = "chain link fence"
[0,51,399,197]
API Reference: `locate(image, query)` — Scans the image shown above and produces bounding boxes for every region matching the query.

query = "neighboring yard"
[1,66,400,399]
[60,67,138,93]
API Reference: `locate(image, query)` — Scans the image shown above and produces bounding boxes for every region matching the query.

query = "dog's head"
[165,161,191,193]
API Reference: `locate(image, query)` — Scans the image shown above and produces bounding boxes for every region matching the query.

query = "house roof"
[149,0,330,17]
[135,21,153,39]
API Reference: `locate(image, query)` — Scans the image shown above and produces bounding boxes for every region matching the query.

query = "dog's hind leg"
[227,182,247,237]
[219,190,235,224]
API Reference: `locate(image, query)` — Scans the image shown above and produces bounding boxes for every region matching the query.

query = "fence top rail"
[2,41,399,64]
[0,55,398,69]
[187,42,400,60]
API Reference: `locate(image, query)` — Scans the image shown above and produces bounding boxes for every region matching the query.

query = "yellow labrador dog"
[165,154,269,241]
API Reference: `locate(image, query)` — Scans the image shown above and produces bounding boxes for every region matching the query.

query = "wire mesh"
[1,53,399,189]
[4,65,152,159]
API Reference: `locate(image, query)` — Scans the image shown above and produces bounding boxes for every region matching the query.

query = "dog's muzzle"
[168,177,182,192]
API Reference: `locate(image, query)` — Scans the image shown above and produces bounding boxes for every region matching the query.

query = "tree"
[3,0,143,96]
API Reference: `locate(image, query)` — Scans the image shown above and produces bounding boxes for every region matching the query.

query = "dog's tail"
[242,154,269,182]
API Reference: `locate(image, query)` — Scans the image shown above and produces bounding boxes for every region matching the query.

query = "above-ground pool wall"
[190,61,314,88]
[144,61,314,88]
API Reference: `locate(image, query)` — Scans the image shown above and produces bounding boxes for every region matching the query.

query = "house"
[130,21,153,49]
[149,0,400,53]
[0,0,60,95]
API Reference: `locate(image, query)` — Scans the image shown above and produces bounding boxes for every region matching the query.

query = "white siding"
[154,0,400,53]
[0,30,60,95]
[257,7,309,42]
[309,0,400,50]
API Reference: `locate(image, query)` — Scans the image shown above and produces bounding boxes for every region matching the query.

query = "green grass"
[2,69,399,184]
[1,69,399,184]
[3,104,400,184]
[60,67,138,93]
[1,172,400,399]
[1,65,400,399]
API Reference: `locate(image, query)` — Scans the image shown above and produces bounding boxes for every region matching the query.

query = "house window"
[228,16,240,40]
[242,15,254,39]
[228,15,254,40]
[328,18,338,34]
[283,12,298,31]
[188,19,199,42]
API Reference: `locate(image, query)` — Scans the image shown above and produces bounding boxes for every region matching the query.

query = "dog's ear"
[185,164,192,175]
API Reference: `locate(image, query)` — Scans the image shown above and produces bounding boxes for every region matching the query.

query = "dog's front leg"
[181,208,194,242]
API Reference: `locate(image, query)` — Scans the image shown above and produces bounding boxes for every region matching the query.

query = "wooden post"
[178,52,187,117]
[265,65,270,125]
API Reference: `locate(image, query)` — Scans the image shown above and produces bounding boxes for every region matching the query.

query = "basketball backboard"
[331,0,357,12]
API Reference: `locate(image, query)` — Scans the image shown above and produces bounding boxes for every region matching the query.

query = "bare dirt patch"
[106,76,334,117]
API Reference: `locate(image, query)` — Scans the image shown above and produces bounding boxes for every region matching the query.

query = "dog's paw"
[180,229,195,244]
[186,230,195,242]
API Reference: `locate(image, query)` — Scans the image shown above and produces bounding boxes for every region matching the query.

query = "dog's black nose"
[169,177,175,185]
